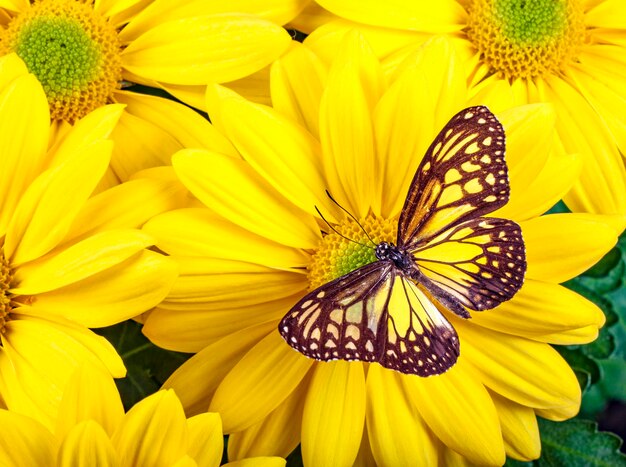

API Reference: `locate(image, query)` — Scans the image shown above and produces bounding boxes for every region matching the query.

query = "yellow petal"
[58,421,118,467]
[114,90,238,157]
[47,104,124,167]
[120,0,307,42]
[497,104,553,189]
[522,213,618,283]
[228,375,308,459]
[585,0,626,28]
[108,111,181,180]
[287,2,338,34]
[0,315,125,429]
[490,391,540,461]
[13,230,154,295]
[536,325,602,346]
[25,250,177,327]
[4,141,111,266]
[320,30,383,217]
[143,208,310,269]
[470,279,604,342]
[0,53,30,88]
[173,149,321,249]
[157,83,208,112]
[144,294,299,352]
[494,147,582,222]
[315,0,466,32]
[567,60,626,157]
[67,177,189,241]
[271,42,328,138]
[225,66,272,106]
[210,331,313,432]
[112,390,188,466]
[305,19,428,65]
[121,15,291,85]
[56,365,125,440]
[375,38,466,217]
[0,73,49,237]
[402,361,505,466]
[540,75,626,215]
[162,322,275,415]
[187,412,223,467]
[152,257,306,316]
[455,319,581,413]
[217,90,332,221]
[301,361,365,467]
[366,365,438,465]
[0,409,56,466]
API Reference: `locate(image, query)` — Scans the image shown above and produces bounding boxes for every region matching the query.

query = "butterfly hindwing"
[411,216,526,312]
[398,106,508,248]
[279,261,459,376]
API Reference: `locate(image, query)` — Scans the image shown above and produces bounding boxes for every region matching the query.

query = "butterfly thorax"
[375,242,413,272]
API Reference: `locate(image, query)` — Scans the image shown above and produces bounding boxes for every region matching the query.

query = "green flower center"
[15,16,101,99]
[308,216,397,290]
[466,0,585,80]
[495,0,567,45]
[0,0,122,122]
[0,249,13,343]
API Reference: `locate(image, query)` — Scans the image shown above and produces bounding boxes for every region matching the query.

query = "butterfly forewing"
[398,106,508,248]
[412,217,526,311]
[279,261,459,376]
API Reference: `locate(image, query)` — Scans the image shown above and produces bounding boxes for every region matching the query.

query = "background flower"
[141,35,618,465]
[0,0,306,185]
[0,364,285,467]
[0,53,179,431]
[301,0,626,222]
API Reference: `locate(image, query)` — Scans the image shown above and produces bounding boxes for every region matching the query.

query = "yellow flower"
[142,36,618,465]
[0,365,285,467]
[0,0,304,183]
[302,0,626,220]
[0,53,179,431]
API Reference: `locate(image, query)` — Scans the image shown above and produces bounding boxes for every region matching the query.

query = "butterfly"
[279,106,526,377]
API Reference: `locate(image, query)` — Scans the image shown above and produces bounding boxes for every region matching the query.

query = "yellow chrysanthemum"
[0,53,180,431]
[301,0,626,221]
[0,364,285,467]
[142,36,619,465]
[0,0,306,185]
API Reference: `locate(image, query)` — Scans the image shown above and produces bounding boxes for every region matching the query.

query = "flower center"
[0,249,13,342]
[308,216,397,290]
[0,0,122,122]
[466,0,585,80]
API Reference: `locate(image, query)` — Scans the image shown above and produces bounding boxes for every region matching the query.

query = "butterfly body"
[279,106,526,377]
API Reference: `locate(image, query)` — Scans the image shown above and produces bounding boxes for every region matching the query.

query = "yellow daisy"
[142,36,618,465]
[0,364,285,467]
[303,0,626,219]
[0,53,179,431]
[0,0,303,183]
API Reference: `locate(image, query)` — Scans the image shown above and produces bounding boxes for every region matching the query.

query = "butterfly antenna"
[324,190,377,247]
[314,206,371,248]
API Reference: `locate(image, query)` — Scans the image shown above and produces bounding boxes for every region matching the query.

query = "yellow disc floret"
[0,249,13,339]
[308,215,397,290]
[0,0,122,122]
[466,0,586,80]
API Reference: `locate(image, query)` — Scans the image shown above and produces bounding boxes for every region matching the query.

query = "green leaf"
[536,418,626,467]
[545,200,571,214]
[286,446,304,467]
[95,321,191,410]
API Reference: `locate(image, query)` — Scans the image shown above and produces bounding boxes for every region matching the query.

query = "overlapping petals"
[142,33,617,466]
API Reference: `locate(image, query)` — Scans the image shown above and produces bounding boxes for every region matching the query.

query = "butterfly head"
[375,241,413,271]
